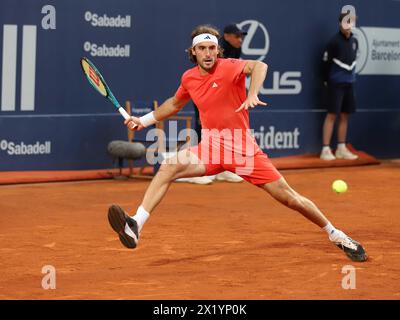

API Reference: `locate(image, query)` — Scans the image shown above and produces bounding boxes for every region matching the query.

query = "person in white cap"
[107,25,367,263]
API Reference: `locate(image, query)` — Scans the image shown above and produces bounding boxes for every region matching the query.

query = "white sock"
[131,205,150,233]
[322,145,331,152]
[323,222,336,236]
[337,143,346,151]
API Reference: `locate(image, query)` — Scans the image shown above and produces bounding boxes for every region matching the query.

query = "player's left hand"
[235,95,267,112]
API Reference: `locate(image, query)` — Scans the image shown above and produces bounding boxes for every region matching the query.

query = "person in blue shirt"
[321,12,359,161]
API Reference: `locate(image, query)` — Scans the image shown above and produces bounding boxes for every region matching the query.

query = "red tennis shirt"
[175,58,260,155]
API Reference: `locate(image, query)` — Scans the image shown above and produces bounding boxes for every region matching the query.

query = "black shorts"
[327,83,356,114]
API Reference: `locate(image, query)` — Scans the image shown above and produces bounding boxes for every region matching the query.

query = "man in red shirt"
[108,25,367,262]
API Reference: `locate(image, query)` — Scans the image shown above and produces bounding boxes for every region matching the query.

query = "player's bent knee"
[159,158,189,177]
[158,161,181,177]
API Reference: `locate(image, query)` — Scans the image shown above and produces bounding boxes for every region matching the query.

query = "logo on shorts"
[212,82,218,88]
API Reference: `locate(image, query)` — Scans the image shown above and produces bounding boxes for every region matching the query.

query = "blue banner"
[1,0,399,170]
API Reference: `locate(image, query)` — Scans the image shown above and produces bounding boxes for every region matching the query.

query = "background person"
[320,12,359,161]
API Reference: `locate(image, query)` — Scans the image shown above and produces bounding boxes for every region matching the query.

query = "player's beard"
[198,57,216,72]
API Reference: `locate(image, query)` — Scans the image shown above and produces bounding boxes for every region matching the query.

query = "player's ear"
[191,47,196,56]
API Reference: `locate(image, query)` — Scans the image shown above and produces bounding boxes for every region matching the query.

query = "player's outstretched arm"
[125,96,189,131]
[235,60,268,112]
[154,96,189,121]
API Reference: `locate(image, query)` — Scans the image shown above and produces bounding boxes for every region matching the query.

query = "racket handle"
[118,107,130,120]
[118,107,138,129]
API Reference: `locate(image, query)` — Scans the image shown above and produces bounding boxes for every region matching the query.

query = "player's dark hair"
[187,24,224,64]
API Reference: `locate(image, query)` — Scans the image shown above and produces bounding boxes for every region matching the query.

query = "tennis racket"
[80,57,137,128]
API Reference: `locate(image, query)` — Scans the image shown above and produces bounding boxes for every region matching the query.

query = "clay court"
[1,161,399,300]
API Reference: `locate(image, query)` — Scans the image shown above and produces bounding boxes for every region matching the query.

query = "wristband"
[139,111,158,127]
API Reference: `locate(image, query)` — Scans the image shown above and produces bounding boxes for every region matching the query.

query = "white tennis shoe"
[335,147,359,160]
[215,171,244,182]
[176,176,214,185]
[320,147,336,161]
[329,229,368,262]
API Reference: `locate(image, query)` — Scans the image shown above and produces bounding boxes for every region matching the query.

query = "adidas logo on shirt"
[212,82,218,88]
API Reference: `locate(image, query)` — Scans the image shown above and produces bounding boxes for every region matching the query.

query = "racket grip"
[118,107,138,129]
[118,107,131,120]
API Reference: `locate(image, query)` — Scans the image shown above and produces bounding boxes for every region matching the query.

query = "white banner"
[354,27,400,75]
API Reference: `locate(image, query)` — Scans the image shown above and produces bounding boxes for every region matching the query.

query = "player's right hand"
[124,116,143,131]
[235,94,267,112]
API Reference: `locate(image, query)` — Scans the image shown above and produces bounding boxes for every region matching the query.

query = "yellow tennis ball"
[332,180,348,193]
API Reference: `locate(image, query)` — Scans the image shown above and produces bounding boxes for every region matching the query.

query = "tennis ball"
[332,180,348,193]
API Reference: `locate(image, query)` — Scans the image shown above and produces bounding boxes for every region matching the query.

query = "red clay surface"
[0,162,399,299]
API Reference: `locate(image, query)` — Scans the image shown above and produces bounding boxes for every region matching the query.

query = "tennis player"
[108,25,367,262]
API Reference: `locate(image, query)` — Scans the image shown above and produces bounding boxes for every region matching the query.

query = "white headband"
[192,33,218,47]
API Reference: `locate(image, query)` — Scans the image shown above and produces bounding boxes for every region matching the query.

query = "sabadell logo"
[0,140,51,155]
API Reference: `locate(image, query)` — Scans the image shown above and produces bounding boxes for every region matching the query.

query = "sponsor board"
[0,140,51,156]
[253,126,300,150]
[84,11,132,28]
[354,27,400,75]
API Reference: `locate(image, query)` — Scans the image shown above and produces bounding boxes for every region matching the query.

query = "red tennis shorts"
[189,140,282,186]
